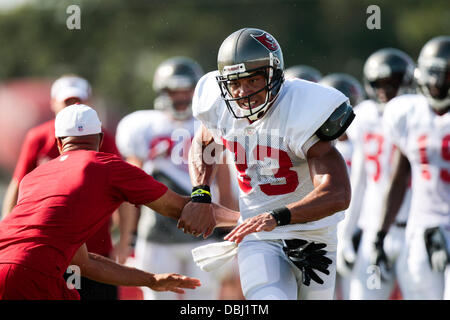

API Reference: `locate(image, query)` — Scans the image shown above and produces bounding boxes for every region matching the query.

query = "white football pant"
[237,239,337,300]
[349,225,405,299]
[397,227,450,300]
[134,239,223,300]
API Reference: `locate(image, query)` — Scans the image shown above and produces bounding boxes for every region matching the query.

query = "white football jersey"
[115,109,195,193]
[346,100,411,231]
[383,94,450,231]
[335,139,353,174]
[193,71,349,240]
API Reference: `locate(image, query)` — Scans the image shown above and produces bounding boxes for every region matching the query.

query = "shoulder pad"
[316,102,355,141]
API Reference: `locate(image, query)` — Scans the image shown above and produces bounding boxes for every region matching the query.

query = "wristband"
[191,185,212,203]
[269,207,291,226]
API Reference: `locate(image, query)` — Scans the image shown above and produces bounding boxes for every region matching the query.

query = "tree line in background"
[0,0,448,116]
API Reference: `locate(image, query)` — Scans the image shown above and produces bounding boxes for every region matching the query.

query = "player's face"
[370,74,403,103]
[425,68,450,100]
[226,73,268,110]
[166,88,195,112]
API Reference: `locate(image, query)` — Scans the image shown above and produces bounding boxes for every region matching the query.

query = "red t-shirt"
[12,119,120,256]
[0,150,168,278]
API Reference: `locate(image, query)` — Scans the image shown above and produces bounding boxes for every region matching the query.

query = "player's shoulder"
[26,118,55,137]
[280,79,348,124]
[273,79,349,152]
[384,93,426,120]
[118,109,165,127]
[283,78,346,102]
[117,109,167,136]
[19,119,55,148]
[354,98,378,109]
[192,70,225,126]
[351,99,379,124]
[196,70,220,89]
[193,71,222,110]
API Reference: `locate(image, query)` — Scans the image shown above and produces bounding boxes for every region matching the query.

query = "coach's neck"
[56,133,104,154]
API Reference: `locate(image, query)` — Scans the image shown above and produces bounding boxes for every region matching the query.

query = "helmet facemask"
[217,64,284,122]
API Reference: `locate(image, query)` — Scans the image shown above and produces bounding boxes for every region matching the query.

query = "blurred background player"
[340,48,415,299]
[115,56,240,300]
[376,36,450,299]
[1,75,128,300]
[319,73,365,299]
[284,65,322,82]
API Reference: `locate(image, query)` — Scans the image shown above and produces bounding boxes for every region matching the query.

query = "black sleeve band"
[316,101,355,141]
[269,207,291,226]
[191,185,212,203]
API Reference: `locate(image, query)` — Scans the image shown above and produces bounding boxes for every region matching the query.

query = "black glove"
[372,230,392,282]
[344,227,363,269]
[424,226,450,273]
[283,239,332,286]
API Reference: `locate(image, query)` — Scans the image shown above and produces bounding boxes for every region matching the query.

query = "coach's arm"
[71,243,201,293]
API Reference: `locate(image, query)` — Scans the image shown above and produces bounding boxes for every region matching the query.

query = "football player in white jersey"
[284,65,323,83]
[115,57,233,300]
[340,48,415,300]
[177,28,355,300]
[376,36,450,299]
[319,73,365,299]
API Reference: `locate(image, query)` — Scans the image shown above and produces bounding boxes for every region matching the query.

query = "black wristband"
[269,207,291,226]
[191,185,212,203]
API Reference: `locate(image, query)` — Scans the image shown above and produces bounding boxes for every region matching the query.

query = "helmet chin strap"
[247,88,282,122]
[247,110,265,122]
[427,96,450,113]
[419,85,450,113]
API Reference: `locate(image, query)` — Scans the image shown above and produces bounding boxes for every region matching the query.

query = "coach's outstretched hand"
[150,273,201,294]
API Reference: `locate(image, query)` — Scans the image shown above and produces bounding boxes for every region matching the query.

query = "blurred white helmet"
[153,57,204,120]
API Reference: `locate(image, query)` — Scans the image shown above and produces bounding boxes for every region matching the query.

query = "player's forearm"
[79,252,157,287]
[287,173,351,224]
[189,125,220,187]
[379,150,411,232]
[287,143,351,224]
[339,148,366,236]
[211,202,240,227]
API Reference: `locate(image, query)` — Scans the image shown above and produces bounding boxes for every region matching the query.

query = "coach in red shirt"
[0,104,213,299]
[1,75,128,299]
